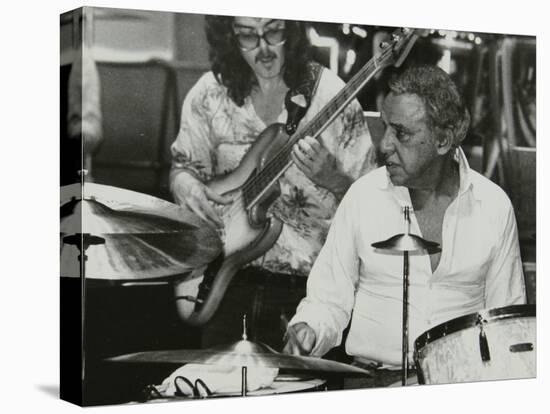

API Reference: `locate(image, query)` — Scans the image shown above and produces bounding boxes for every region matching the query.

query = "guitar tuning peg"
[401,27,410,34]
[380,41,390,49]
[392,33,401,42]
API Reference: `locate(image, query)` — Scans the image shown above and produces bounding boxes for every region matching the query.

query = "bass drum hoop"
[414,304,535,385]
[414,304,535,351]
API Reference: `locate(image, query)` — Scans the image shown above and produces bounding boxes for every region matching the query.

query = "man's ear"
[436,128,454,155]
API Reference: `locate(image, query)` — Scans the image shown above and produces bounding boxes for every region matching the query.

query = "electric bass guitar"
[176,27,421,325]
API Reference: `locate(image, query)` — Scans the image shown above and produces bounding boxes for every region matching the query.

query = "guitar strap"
[284,61,324,135]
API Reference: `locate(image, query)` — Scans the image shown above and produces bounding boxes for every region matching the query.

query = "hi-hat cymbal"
[108,339,369,376]
[60,183,222,281]
[372,233,440,254]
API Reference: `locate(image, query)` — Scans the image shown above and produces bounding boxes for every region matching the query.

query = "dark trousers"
[201,267,307,351]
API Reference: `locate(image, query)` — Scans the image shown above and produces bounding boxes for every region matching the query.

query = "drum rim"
[414,304,535,351]
[147,378,326,400]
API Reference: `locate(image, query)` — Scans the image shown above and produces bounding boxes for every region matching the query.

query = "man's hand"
[291,136,352,200]
[172,171,232,228]
[282,322,316,356]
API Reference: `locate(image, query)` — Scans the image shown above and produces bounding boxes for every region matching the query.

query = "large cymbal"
[60,183,207,227]
[108,339,369,376]
[372,233,440,254]
[61,197,199,235]
[60,183,222,281]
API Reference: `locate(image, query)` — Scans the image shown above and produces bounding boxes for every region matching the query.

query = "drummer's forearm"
[309,320,343,357]
[289,306,346,357]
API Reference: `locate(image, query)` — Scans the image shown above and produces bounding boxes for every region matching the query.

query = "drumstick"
[280,314,308,355]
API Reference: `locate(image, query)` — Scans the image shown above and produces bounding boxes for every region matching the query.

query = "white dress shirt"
[290,148,526,366]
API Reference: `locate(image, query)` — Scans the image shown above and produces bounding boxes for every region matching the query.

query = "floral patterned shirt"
[170,67,375,276]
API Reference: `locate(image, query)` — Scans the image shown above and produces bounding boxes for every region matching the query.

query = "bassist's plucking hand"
[291,136,353,200]
[172,171,232,228]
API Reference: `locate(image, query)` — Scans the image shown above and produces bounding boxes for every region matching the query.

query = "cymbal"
[60,183,222,281]
[60,183,207,228]
[108,339,369,376]
[372,233,440,254]
[61,197,199,235]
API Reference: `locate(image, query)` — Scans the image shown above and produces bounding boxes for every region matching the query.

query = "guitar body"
[210,123,290,255]
[176,123,291,325]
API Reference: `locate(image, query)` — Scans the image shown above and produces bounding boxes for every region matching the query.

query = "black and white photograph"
[57,2,540,407]
[3,0,546,413]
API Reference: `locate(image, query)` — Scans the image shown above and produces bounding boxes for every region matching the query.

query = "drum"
[414,305,536,385]
[141,377,326,401]
[214,378,327,397]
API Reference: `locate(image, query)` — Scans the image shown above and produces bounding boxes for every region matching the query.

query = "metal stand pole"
[402,250,409,386]
[241,366,247,397]
[80,245,87,383]
[62,170,106,387]
[63,233,104,384]
[240,314,248,397]
[401,206,411,386]
[371,205,440,387]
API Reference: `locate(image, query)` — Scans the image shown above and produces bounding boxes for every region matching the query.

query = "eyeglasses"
[233,27,287,51]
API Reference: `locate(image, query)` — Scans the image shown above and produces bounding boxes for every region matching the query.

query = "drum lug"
[509,342,534,353]
[476,315,491,362]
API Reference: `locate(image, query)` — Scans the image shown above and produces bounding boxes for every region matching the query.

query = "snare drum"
[220,378,327,397]
[142,377,326,401]
[414,305,536,385]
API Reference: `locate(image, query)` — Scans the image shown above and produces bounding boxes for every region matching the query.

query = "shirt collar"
[378,147,479,200]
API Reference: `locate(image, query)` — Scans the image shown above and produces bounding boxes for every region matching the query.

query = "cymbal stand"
[241,314,248,397]
[62,170,105,383]
[401,206,411,385]
[371,206,440,386]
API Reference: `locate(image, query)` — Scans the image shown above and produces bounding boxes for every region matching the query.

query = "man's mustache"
[255,52,277,63]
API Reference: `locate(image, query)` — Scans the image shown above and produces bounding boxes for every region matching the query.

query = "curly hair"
[388,65,470,147]
[204,15,311,106]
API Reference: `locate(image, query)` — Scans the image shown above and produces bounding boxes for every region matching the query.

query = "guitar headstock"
[379,28,428,68]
